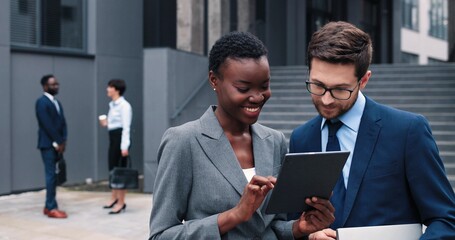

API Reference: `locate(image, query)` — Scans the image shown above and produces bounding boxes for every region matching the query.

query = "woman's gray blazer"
[149,106,295,239]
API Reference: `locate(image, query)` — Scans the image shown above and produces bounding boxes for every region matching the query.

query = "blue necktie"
[326,120,345,229]
[326,120,343,151]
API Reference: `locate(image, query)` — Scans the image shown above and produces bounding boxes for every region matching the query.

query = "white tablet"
[265,151,350,214]
[336,223,423,240]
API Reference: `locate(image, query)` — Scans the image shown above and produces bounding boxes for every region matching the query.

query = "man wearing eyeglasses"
[288,21,455,239]
[36,74,68,219]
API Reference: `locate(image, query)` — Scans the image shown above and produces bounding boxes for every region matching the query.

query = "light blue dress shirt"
[321,91,366,188]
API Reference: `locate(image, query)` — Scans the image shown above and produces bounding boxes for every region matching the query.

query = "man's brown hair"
[307,21,373,79]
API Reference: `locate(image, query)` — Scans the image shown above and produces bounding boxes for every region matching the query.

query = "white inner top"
[242,167,256,183]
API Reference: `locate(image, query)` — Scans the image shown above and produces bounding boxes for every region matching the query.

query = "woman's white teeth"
[245,107,259,112]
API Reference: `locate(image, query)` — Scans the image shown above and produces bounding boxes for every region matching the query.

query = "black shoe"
[109,204,126,214]
[103,199,118,209]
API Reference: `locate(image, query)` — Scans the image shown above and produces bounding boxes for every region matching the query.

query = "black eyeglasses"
[305,80,360,100]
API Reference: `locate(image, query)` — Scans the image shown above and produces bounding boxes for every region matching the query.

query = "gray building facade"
[1,0,143,194]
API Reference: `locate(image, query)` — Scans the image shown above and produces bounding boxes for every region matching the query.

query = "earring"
[213,88,216,91]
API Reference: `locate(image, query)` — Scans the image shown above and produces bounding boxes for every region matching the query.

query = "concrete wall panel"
[143,48,212,193]
[95,0,143,57]
[0,46,11,195]
[0,0,9,46]
[0,0,11,194]
[143,49,169,193]
[53,57,96,183]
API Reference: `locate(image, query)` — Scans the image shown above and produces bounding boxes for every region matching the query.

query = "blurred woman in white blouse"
[99,79,132,214]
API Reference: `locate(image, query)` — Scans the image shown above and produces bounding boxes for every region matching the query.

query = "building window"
[428,57,446,64]
[428,0,448,40]
[401,52,419,64]
[310,0,333,31]
[402,0,419,31]
[11,0,86,52]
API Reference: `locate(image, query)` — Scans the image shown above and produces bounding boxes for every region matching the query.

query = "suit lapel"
[341,98,382,226]
[44,95,60,116]
[292,116,322,153]
[251,124,273,177]
[250,124,273,221]
[307,117,323,152]
[196,107,248,196]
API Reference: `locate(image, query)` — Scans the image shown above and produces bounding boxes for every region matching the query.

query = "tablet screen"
[265,151,350,214]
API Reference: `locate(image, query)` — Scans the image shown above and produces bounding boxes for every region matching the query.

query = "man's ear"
[359,70,371,90]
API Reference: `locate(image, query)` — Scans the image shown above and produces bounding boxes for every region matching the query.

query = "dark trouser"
[40,148,58,210]
[108,128,127,171]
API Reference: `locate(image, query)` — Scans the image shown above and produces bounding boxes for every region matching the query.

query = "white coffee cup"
[98,114,107,121]
[99,114,107,127]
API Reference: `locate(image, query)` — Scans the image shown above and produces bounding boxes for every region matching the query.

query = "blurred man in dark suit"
[36,74,68,219]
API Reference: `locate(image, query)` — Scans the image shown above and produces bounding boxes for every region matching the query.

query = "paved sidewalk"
[0,187,152,240]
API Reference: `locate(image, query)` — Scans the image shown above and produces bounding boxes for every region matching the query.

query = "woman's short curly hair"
[209,31,268,77]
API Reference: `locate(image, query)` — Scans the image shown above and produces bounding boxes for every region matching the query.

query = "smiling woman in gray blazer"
[149,32,335,240]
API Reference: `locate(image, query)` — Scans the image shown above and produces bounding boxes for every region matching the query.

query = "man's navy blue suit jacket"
[36,95,67,149]
[289,96,455,239]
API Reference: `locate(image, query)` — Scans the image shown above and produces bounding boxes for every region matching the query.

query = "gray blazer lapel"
[251,124,273,177]
[196,107,248,196]
[250,124,275,222]
[342,98,382,226]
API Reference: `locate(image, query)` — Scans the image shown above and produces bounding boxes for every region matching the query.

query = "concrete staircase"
[259,64,455,188]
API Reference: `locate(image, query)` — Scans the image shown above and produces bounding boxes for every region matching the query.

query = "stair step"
[270,88,455,96]
[428,123,455,131]
[445,163,455,175]
[271,74,455,80]
[267,95,455,100]
[363,88,455,93]
[267,98,455,105]
[270,79,455,88]
[447,175,455,182]
[263,103,455,113]
[437,143,455,152]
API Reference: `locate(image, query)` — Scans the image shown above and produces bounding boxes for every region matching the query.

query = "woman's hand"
[234,175,276,221]
[218,175,275,234]
[56,142,66,154]
[292,197,335,238]
[308,228,337,240]
[121,149,129,157]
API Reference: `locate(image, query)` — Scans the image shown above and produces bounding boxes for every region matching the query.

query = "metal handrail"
[170,77,209,120]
